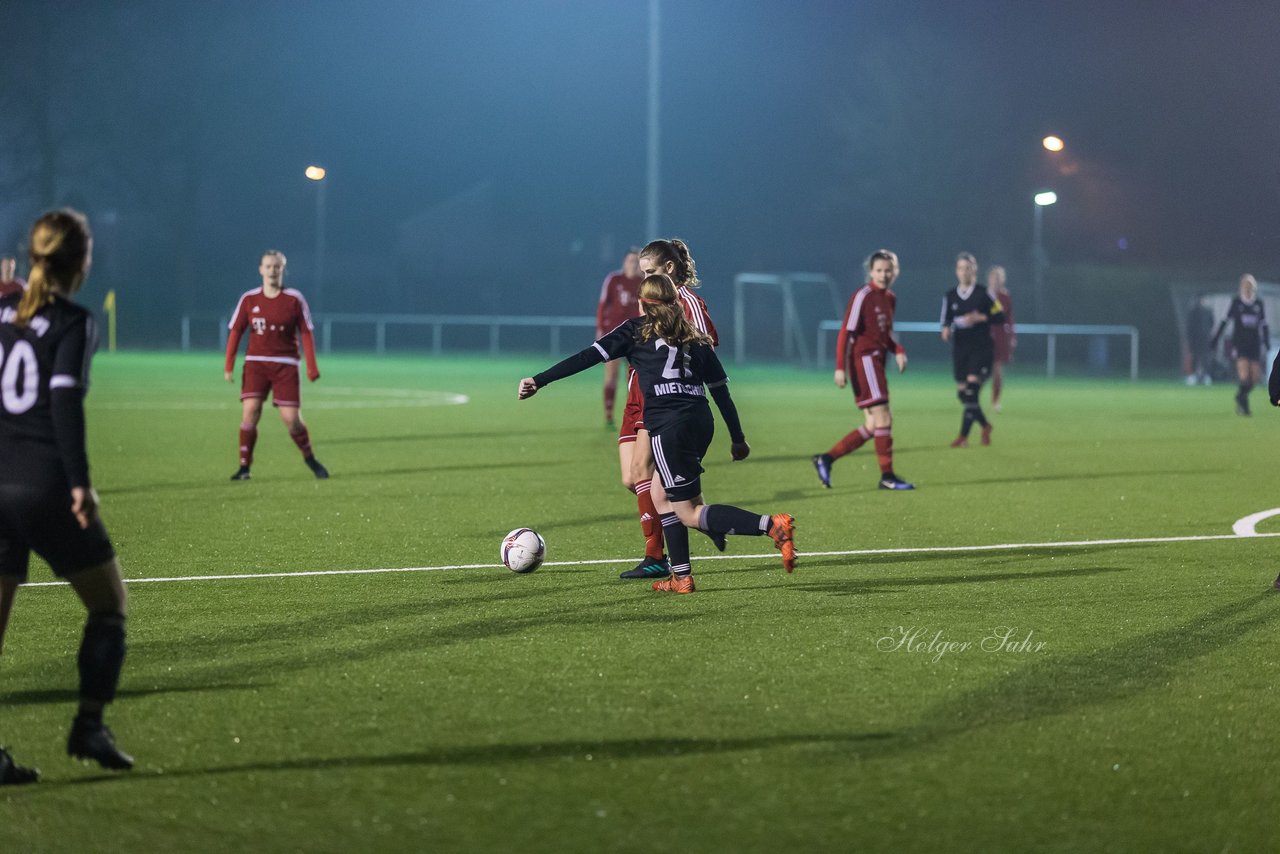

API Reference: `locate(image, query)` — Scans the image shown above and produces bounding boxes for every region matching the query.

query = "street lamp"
[306,165,327,313]
[1033,190,1057,320]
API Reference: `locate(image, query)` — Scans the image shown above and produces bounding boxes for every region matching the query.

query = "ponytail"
[18,209,90,328]
[640,238,700,290]
[637,274,711,348]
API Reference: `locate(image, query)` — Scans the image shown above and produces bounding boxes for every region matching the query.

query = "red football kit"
[618,285,719,443]
[225,288,319,408]
[835,283,904,409]
[596,270,643,336]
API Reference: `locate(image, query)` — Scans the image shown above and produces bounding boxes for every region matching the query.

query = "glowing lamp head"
[1042,135,1064,152]
[305,165,327,181]
[1034,191,1058,207]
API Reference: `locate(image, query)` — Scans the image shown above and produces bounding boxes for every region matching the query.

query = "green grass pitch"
[2,351,1277,852]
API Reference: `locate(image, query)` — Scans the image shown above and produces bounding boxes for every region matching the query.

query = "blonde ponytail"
[18,209,90,328]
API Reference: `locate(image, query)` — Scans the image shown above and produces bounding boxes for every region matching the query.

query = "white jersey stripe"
[861,354,882,400]
[846,286,870,332]
[592,342,609,360]
[245,355,301,366]
[652,434,676,489]
[50,374,79,389]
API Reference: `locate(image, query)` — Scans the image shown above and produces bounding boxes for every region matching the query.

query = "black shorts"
[648,409,714,502]
[0,481,116,581]
[1233,336,1264,362]
[953,346,993,383]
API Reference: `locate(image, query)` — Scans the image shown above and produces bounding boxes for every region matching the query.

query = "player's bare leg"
[602,359,620,428]
[232,396,264,479]
[1235,358,1258,416]
[278,405,328,479]
[65,557,133,771]
[992,362,1005,411]
[619,430,669,579]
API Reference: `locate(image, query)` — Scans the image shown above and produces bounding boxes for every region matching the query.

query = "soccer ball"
[501,528,546,573]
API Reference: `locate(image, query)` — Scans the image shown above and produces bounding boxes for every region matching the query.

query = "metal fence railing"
[183,313,598,356]
[816,320,1141,380]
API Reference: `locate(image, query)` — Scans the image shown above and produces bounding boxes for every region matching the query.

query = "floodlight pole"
[1032,201,1044,321]
[646,0,660,239]
[314,177,327,313]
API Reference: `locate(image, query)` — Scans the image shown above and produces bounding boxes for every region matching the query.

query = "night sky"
[2,0,1277,334]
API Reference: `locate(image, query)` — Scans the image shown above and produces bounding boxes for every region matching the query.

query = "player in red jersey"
[987,265,1016,411]
[812,249,913,491]
[224,250,329,481]
[596,249,643,426]
[617,238,723,580]
[0,257,26,298]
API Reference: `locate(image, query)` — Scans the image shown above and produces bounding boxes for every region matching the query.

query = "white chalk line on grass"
[91,387,470,411]
[19,528,1280,589]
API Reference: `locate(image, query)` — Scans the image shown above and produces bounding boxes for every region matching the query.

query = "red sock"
[874,427,893,474]
[239,423,257,468]
[992,373,1003,405]
[289,425,313,458]
[635,480,665,560]
[829,425,872,460]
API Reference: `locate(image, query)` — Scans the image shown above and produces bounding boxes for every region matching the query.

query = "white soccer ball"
[501,528,546,574]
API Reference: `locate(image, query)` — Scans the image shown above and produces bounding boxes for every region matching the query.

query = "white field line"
[19,529,1280,589]
[91,388,469,411]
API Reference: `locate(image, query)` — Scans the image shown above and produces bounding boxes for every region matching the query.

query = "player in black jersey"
[519,273,796,592]
[940,252,1005,447]
[0,210,133,784]
[1211,274,1269,416]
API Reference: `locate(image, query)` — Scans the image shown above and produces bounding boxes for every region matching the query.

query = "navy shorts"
[649,408,714,502]
[953,346,993,384]
[0,481,116,581]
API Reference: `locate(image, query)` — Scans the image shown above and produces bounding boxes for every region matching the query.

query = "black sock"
[701,505,768,536]
[78,612,126,706]
[967,382,989,427]
[660,513,692,576]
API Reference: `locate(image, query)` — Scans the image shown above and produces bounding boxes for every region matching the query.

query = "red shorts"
[241,360,301,408]
[618,369,645,444]
[992,330,1013,364]
[847,350,889,409]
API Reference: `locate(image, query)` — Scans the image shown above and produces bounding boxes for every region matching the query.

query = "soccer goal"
[730,272,845,365]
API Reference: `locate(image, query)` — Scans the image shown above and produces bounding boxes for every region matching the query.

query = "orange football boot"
[652,574,696,594]
[769,514,797,573]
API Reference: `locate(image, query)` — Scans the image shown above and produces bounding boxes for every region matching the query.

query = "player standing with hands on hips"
[519,273,797,593]
[0,210,134,784]
[941,252,1004,447]
[813,249,913,491]
[224,250,329,481]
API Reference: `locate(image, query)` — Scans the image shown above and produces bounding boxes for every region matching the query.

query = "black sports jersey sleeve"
[532,319,638,388]
[50,313,93,488]
[697,347,745,443]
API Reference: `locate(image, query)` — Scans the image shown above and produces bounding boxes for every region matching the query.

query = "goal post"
[732,272,844,365]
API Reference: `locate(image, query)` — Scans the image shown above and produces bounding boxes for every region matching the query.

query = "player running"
[1211,273,1269,416]
[596,249,643,427]
[0,210,134,783]
[812,249,913,490]
[519,273,796,592]
[615,238,720,581]
[941,252,1004,447]
[224,250,329,481]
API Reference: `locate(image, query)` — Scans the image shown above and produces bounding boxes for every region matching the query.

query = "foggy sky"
[2,0,1277,327]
